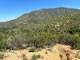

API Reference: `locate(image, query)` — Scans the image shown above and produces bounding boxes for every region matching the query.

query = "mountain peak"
[1,7,80,26]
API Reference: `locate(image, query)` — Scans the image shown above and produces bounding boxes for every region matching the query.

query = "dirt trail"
[3,44,79,60]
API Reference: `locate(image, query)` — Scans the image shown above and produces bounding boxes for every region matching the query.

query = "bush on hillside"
[37,54,41,58]
[29,48,35,52]
[31,54,37,60]
[0,53,4,59]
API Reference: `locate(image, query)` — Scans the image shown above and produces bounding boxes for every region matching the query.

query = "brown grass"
[3,44,79,60]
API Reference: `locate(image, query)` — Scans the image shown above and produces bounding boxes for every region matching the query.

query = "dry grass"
[2,44,79,60]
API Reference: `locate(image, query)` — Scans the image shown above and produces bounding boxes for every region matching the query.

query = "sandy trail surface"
[3,44,79,60]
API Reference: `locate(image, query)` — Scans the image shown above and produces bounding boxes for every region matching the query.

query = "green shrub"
[32,54,37,60]
[0,39,7,51]
[75,51,80,59]
[59,54,63,58]
[0,53,4,59]
[37,54,41,58]
[29,48,35,52]
[22,54,26,57]
[59,54,63,60]
[22,54,27,60]
[22,44,27,49]
[45,51,48,54]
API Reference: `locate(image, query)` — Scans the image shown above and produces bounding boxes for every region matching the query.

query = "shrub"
[0,39,7,51]
[75,51,80,59]
[0,53,4,59]
[29,48,35,52]
[22,54,27,60]
[22,44,27,49]
[59,54,63,58]
[59,54,63,60]
[45,51,48,54]
[32,54,37,60]
[37,54,41,58]
[22,54,26,57]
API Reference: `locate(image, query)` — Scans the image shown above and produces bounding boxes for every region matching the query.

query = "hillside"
[0,13,80,50]
[0,7,80,28]
[0,8,80,60]
[3,44,80,60]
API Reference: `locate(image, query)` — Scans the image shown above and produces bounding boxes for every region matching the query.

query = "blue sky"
[0,0,80,22]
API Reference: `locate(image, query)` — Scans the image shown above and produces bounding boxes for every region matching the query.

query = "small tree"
[37,54,41,58]
[0,53,4,59]
[32,54,37,60]
[59,54,63,60]
[29,48,35,52]
[22,54,27,60]
[45,51,48,54]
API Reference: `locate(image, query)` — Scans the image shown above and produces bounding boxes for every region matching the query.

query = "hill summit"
[0,7,80,27]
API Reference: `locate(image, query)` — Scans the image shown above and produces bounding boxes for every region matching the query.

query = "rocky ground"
[2,44,80,60]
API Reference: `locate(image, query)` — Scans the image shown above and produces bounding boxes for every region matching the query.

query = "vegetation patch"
[22,54,27,60]
[0,13,80,50]
[45,51,48,54]
[75,51,80,59]
[0,53,4,59]
[31,54,37,60]
[59,54,63,60]
[37,54,41,58]
[29,48,35,52]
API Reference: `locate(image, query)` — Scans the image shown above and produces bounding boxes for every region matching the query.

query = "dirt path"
[3,44,78,60]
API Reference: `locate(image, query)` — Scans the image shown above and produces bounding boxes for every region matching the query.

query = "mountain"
[0,7,80,51]
[0,7,80,28]
[17,7,80,21]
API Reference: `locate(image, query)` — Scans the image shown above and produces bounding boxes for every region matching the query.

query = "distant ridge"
[0,7,80,27]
